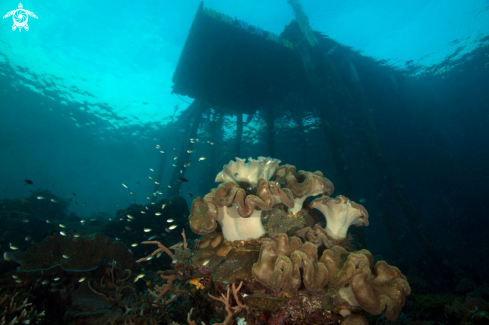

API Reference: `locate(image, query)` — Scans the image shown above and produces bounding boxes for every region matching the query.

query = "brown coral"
[342,260,412,320]
[252,234,410,320]
[273,164,334,213]
[189,159,294,241]
[308,195,369,241]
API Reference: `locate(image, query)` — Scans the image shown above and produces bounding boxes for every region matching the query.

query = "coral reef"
[13,232,137,272]
[186,157,411,323]
[0,157,419,324]
[0,289,45,324]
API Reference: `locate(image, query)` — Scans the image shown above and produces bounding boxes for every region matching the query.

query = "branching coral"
[147,273,187,307]
[208,281,250,325]
[0,289,45,325]
[136,231,189,308]
[273,164,334,213]
[136,230,191,264]
[87,261,136,305]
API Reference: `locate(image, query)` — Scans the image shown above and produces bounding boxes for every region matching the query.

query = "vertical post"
[233,113,243,158]
[265,107,276,157]
[167,100,208,199]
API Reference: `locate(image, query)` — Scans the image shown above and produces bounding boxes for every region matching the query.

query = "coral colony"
[2,157,410,324]
[182,157,411,324]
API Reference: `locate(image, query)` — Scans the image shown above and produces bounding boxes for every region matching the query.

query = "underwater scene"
[1,0,489,324]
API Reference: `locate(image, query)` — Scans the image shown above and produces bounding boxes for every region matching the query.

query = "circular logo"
[13,9,28,27]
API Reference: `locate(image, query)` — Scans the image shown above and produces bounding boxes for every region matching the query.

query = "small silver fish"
[141,211,146,214]
[74,234,80,238]
[150,168,155,171]
[41,280,49,285]
[79,277,86,282]
[37,196,45,199]
[148,236,157,240]
[59,224,66,228]
[198,157,206,161]
[168,225,177,230]
[187,150,193,153]
[4,252,12,261]
[161,204,166,209]
[53,277,60,281]
[174,156,178,160]
[125,226,132,230]
[51,198,57,203]
[202,259,210,266]
[156,252,162,258]
[144,228,152,232]
[127,215,134,219]
[134,273,145,282]
[149,176,154,179]
[62,255,69,259]
[155,212,161,216]
[122,183,129,188]
[60,231,66,236]
[167,219,174,222]
[46,219,51,224]
[9,243,18,250]
[131,243,138,247]
[25,236,31,241]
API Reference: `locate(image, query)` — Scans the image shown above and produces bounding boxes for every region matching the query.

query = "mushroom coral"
[273,164,334,213]
[252,234,410,320]
[189,157,294,241]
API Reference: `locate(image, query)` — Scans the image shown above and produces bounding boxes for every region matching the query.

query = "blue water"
[1,0,489,323]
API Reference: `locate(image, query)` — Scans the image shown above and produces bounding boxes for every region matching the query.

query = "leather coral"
[252,234,410,320]
[189,157,294,241]
[273,164,334,213]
